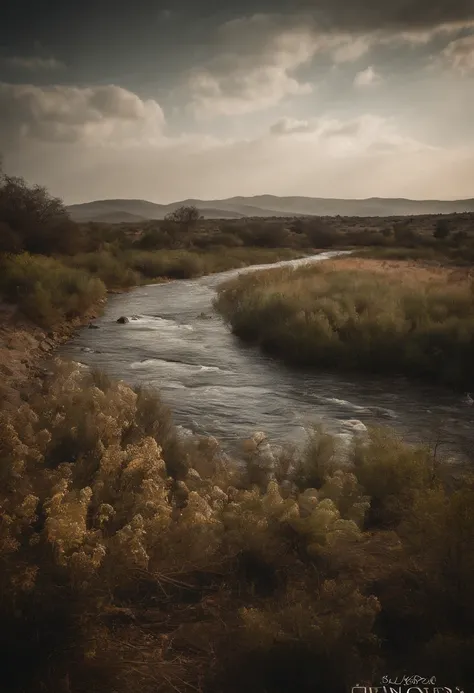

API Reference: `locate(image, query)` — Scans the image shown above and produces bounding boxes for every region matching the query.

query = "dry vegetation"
[1,163,474,331]
[215,257,474,389]
[1,360,473,692]
[2,167,474,692]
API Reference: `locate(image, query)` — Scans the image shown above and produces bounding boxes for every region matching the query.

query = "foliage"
[393,221,419,246]
[63,250,140,288]
[353,428,435,528]
[0,170,84,255]
[0,253,106,327]
[214,257,474,389]
[1,164,474,691]
[164,204,202,226]
[434,219,450,240]
[0,362,472,691]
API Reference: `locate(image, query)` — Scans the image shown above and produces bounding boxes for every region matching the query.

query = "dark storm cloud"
[1,0,473,53]
[3,56,65,71]
[1,0,472,96]
[298,0,474,32]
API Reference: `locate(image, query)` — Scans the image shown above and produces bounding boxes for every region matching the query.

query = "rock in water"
[116,316,129,324]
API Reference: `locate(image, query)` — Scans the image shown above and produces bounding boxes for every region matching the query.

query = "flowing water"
[60,251,473,461]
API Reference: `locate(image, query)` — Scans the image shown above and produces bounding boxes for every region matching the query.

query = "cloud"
[186,14,395,118]
[268,114,435,158]
[354,66,382,87]
[4,100,470,204]
[188,64,312,118]
[0,83,165,145]
[13,115,468,204]
[186,10,474,118]
[187,18,320,117]
[269,116,366,138]
[270,117,316,134]
[4,56,65,71]
[318,119,367,139]
[442,34,474,72]
[298,0,474,33]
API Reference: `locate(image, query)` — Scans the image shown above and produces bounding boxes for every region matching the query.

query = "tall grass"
[0,247,305,330]
[358,244,474,265]
[215,258,474,389]
[0,253,106,327]
[62,247,304,288]
[62,250,140,288]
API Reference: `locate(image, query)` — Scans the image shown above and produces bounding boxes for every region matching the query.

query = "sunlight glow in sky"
[1,1,473,203]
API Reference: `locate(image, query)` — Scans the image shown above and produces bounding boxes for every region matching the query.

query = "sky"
[0,0,473,204]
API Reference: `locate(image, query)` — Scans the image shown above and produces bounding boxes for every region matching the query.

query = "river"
[60,251,473,462]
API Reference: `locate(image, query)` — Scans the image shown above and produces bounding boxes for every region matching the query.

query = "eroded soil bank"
[0,297,106,405]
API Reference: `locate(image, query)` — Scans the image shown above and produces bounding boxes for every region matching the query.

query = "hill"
[67,195,474,222]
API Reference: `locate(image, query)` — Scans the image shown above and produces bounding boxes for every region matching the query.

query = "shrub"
[0,253,106,327]
[393,222,419,246]
[304,218,341,247]
[64,251,139,289]
[214,258,474,388]
[292,426,338,490]
[0,362,472,691]
[434,219,450,240]
[353,428,435,528]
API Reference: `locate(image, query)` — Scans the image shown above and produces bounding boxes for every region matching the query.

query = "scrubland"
[215,257,474,389]
[2,166,474,692]
[1,361,473,692]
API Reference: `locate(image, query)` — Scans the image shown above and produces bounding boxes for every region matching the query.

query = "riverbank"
[214,257,474,391]
[1,251,474,692]
[0,247,314,405]
[3,157,474,693]
[0,296,106,405]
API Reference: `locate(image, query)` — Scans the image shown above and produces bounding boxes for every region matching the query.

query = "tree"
[164,205,201,227]
[290,218,306,234]
[434,219,450,240]
[162,205,202,248]
[0,167,83,255]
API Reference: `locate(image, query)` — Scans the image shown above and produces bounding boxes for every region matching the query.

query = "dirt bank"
[0,297,107,406]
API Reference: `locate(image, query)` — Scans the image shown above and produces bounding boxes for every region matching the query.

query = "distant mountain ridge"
[67,195,474,223]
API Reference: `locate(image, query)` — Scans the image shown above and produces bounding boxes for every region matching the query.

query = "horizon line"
[66,194,474,207]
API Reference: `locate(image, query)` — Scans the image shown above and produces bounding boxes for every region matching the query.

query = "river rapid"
[60,251,473,462]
